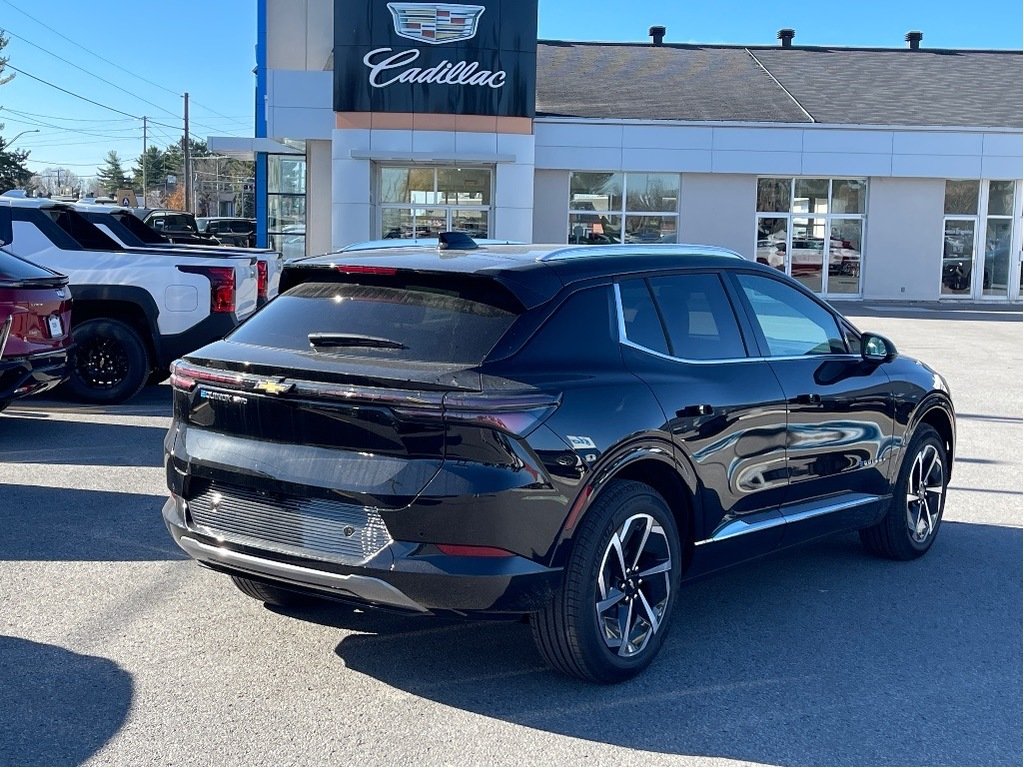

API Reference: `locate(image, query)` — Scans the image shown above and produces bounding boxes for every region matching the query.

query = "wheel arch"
[549,442,699,573]
[68,285,160,368]
[909,395,956,479]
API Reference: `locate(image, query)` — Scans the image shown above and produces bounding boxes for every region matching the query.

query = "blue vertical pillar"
[255,0,269,249]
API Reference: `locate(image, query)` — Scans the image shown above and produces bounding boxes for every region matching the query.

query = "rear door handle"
[676,404,714,418]
[794,393,822,405]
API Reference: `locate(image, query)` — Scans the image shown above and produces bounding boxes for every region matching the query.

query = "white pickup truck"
[0,197,263,403]
[74,204,283,301]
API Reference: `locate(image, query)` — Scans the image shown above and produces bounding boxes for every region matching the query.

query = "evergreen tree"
[0,32,32,191]
[133,146,165,190]
[96,150,131,195]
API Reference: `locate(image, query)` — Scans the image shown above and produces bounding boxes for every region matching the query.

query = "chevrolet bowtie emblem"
[254,379,293,395]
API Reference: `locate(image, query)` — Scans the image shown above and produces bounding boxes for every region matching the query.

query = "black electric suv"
[163,239,955,682]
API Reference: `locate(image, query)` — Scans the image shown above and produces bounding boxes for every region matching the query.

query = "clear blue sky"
[1,0,1020,179]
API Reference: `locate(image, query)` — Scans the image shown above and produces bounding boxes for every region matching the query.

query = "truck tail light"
[256,260,269,303]
[178,265,236,313]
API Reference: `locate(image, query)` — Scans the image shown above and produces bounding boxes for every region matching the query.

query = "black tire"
[532,480,682,683]
[860,425,948,560]
[230,575,318,608]
[66,319,149,404]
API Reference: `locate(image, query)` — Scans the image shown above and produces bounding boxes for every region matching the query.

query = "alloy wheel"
[596,513,673,658]
[77,337,129,389]
[906,444,945,544]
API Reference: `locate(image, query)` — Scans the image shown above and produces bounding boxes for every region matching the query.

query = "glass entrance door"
[941,218,977,297]
[379,166,492,240]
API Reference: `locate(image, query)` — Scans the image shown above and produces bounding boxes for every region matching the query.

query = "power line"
[1,63,181,130]
[0,107,137,123]
[0,110,142,139]
[0,0,252,129]
[23,158,106,167]
[4,27,182,120]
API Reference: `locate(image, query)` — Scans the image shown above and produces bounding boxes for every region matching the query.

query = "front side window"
[569,172,679,245]
[755,177,867,296]
[736,273,846,357]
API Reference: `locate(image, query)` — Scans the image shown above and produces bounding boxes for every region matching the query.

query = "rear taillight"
[178,265,236,313]
[256,260,268,302]
[442,392,560,437]
[168,360,197,391]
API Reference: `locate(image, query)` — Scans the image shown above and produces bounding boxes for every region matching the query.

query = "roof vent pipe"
[649,25,666,46]
[777,28,796,48]
[905,31,924,50]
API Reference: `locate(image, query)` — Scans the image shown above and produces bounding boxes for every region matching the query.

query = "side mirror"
[0,203,12,247]
[861,332,897,362]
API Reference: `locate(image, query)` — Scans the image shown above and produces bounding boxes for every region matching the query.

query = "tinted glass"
[831,179,866,213]
[737,274,847,356]
[228,283,516,365]
[988,181,1015,216]
[515,287,617,368]
[625,173,678,212]
[944,180,980,215]
[618,279,668,354]
[757,178,791,213]
[793,179,829,214]
[647,274,746,360]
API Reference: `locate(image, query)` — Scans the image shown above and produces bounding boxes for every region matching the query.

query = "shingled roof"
[536,41,1023,128]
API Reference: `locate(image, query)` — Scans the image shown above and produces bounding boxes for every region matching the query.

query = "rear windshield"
[0,249,57,281]
[228,282,518,365]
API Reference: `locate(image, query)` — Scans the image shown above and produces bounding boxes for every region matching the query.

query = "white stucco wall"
[306,140,333,257]
[861,178,947,301]
[533,169,570,243]
[678,174,757,259]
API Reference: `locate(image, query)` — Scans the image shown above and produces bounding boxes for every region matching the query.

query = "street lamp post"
[4,129,40,148]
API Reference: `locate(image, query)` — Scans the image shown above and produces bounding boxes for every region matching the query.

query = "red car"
[0,248,73,412]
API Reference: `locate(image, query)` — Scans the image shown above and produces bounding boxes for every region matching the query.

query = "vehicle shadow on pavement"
[0,413,167,467]
[0,484,185,561]
[0,636,132,765]
[12,383,172,419]
[328,522,1022,766]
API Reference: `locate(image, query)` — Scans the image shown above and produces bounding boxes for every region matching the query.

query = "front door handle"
[676,404,714,418]
[794,393,822,405]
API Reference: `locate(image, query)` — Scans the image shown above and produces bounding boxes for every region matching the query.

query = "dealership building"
[212,0,1023,303]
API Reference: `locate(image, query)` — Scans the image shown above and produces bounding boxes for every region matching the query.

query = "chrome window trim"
[612,282,861,365]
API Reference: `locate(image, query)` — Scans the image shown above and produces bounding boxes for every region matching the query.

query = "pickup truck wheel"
[67,319,149,404]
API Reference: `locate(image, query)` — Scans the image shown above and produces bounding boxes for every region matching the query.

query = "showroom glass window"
[378,166,492,240]
[267,152,307,260]
[755,178,867,297]
[569,172,679,245]
[940,179,1021,300]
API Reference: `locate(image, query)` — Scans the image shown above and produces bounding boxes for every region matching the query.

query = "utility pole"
[182,92,192,213]
[142,116,148,206]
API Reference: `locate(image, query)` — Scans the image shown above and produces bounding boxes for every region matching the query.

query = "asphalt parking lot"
[1,307,1021,767]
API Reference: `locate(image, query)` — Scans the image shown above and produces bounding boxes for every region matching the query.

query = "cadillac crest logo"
[386,3,485,45]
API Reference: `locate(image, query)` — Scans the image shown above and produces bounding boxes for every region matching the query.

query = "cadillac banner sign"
[334,0,538,117]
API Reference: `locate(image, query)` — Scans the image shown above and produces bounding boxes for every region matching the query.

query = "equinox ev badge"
[198,389,248,405]
[253,379,294,396]
[386,3,485,44]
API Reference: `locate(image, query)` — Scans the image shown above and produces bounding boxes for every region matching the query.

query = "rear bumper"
[0,348,71,402]
[162,495,562,615]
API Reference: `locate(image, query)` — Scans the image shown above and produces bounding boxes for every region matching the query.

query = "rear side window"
[0,250,56,281]
[228,282,518,365]
[618,279,669,354]
[647,274,747,360]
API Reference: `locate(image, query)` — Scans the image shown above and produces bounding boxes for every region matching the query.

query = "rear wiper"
[308,333,408,350]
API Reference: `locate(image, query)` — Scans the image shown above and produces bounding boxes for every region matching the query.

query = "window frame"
[726,270,857,359]
[569,171,681,245]
[376,164,494,240]
[753,177,868,297]
[613,270,755,364]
